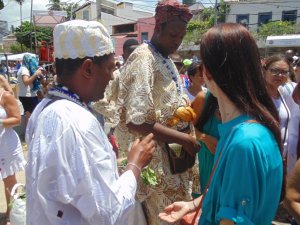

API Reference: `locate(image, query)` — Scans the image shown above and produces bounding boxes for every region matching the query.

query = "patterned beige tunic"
[117,43,200,225]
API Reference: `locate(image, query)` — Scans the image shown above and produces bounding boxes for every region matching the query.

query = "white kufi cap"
[53,20,114,59]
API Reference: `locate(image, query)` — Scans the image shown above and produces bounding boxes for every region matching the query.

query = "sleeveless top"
[0,90,25,179]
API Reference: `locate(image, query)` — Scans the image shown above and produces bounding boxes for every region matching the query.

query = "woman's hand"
[158,201,191,224]
[195,129,217,154]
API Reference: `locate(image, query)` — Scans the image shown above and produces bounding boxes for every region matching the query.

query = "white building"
[74,0,153,34]
[225,0,300,32]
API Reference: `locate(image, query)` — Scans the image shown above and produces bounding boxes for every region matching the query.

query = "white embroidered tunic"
[26,97,137,225]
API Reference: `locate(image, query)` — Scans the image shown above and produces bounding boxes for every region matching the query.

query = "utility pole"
[214,0,218,25]
[30,0,33,52]
[96,0,102,20]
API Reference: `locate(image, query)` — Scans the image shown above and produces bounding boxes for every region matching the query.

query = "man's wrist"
[126,162,142,174]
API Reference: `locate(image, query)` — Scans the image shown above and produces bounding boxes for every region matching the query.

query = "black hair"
[123,39,139,52]
[187,62,202,78]
[195,93,218,132]
[55,54,111,79]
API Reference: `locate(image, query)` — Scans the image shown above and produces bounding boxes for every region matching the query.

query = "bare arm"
[220,219,235,225]
[0,76,13,94]
[191,91,206,124]
[195,129,218,154]
[127,122,199,156]
[0,91,21,128]
[284,159,300,224]
[22,69,43,86]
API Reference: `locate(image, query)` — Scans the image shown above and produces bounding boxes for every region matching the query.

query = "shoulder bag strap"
[191,119,258,223]
[278,91,290,151]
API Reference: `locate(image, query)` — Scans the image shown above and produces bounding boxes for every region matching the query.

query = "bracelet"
[127,162,142,174]
[0,119,3,126]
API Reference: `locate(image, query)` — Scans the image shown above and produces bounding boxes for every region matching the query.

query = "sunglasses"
[269,68,290,77]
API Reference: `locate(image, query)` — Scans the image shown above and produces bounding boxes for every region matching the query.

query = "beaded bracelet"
[127,162,142,174]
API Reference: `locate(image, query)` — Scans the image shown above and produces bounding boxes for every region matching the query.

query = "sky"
[0,0,213,31]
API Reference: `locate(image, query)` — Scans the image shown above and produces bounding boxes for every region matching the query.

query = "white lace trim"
[0,157,26,180]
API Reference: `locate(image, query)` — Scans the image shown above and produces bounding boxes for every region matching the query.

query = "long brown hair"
[200,23,282,154]
[200,23,284,198]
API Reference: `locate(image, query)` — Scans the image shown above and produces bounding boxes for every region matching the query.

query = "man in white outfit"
[25,20,155,225]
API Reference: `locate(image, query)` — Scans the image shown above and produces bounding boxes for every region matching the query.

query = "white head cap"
[53,20,114,59]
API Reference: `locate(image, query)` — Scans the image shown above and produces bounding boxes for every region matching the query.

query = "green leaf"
[141,166,158,186]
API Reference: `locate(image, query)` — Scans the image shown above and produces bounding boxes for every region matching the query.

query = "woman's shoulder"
[228,121,278,152]
[0,90,15,105]
[191,91,206,106]
[18,66,30,76]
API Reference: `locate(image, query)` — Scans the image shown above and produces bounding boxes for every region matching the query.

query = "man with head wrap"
[25,20,155,225]
[116,1,200,224]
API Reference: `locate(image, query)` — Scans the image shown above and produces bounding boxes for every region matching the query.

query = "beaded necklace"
[48,85,90,110]
[145,40,182,94]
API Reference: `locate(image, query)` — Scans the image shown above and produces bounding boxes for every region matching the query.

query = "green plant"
[10,42,30,53]
[141,166,158,186]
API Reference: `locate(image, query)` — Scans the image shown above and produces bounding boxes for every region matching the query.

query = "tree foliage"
[47,0,78,20]
[62,2,79,20]
[10,42,30,54]
[14,21,52,51]
[0,0,4,10]
[47,0,63,11]
[253,21,296,40]
[182,0,229,46]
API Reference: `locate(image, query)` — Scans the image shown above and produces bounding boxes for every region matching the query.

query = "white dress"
[0,91,26,179]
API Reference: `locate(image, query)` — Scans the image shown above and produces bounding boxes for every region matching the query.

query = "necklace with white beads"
[48,85,89,110]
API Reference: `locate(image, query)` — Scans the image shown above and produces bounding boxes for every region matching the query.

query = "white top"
[280,82,300,175]
[25,98,137,225]
[17,66,37,97]
[0,91,25,179]
[272,92,290,154]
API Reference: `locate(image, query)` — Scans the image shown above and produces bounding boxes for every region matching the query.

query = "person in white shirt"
[25,20,155,225]
[17,54,43,119]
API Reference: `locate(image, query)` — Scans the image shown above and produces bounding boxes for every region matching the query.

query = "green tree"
[253,21,295,40]
[0,0,4,10]
[62,2,79,20]
[10,42,30,53]
[182,0,229,45]
[47,0,63,11]
[14,21,52,51]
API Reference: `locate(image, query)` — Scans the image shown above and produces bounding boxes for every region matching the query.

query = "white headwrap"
[53,20,114,59]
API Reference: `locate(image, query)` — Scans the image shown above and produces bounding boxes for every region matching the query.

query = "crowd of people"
[1,0,300,225]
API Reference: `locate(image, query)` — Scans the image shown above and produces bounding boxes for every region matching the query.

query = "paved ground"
[0,142,292,225]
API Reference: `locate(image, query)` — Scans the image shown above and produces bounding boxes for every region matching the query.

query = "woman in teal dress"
[159,23,283,225]
[192,92,221,193]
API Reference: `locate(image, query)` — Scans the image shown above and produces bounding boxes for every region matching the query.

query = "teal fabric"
[22,54,41,92]
[199,114,283,225]
[197,114,220,194]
